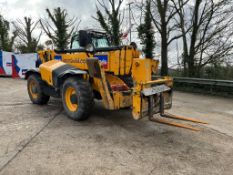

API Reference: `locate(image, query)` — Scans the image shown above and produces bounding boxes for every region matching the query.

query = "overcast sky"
[0,0,134,42]
[0,0,101,28]
[0,0,180,66]
[0,0,134,28]
[0,0,119,49]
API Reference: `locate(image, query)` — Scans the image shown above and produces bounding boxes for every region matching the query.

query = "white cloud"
[0,0,103,43]
[0,0,97,24]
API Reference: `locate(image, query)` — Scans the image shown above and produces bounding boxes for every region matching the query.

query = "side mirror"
[79,30,92,47]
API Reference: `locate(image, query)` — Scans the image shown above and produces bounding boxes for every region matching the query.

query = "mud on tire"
[27,74,50,105]
[62,77,94,121]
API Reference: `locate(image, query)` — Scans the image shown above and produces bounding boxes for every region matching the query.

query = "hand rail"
[173,77,233,87]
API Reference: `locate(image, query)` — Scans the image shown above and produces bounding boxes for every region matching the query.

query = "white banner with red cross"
[0,51,13,76]
[12,53,38,78]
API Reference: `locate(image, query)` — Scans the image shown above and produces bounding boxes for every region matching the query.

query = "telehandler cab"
[26,30,207,131]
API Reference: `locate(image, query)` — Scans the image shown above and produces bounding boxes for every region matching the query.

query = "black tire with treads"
[27,74,50,105]
[62,77,94,121]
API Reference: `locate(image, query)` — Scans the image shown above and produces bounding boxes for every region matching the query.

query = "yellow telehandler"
[26,30,206,131]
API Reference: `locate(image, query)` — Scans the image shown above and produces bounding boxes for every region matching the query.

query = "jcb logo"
[63,59,86,64]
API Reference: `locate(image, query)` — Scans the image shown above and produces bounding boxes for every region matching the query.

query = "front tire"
[62,77,94,121]
[27,74,50,105]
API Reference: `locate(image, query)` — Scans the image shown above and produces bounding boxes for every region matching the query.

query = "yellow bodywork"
[31,30,208,131]
[38,46,140,75]
[38,46,173,120]
[106,74,132,109]
[39,60,66,86]
[131,59,173,119]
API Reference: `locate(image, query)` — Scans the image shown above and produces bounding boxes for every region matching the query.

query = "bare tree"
[13,17,42,53]
[94,0,124,46]
[150,0,188,76]
[174,0,233,77]
[40,7,78,50]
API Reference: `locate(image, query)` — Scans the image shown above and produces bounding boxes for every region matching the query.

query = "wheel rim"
[29,79,38,99]
[65,87,78,112]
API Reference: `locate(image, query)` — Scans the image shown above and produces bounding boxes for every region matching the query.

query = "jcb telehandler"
[26,30,206,131]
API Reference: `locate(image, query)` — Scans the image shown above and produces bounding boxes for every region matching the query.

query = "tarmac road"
[0,78,233,175]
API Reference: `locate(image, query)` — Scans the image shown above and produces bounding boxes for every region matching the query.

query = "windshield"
[71,33,110,49]
[92,37,110,48]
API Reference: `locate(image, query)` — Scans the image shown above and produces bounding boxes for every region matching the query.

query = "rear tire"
[27,74,50,105]
[62,77,94,121]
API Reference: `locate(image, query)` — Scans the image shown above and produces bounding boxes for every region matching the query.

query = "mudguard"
[39,60,86,88]
[25,68,40,79]
[53,65,87,88]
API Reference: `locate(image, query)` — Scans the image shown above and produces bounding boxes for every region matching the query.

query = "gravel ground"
[0,78,233,175]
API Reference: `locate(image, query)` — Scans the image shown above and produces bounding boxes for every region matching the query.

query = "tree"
[37,44,44,51]
[13,17,42,53]
[174,0,233,77]
[40,7,77,50]
[95,0,124,46]
[137,0,155,59]
[0,15,17,51]
[45,40,53,49]
[150,0,187,76]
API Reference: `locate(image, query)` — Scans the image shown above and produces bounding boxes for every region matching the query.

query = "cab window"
[93,37,110,48]
[71,40,80,49]
[71,33,111,49]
